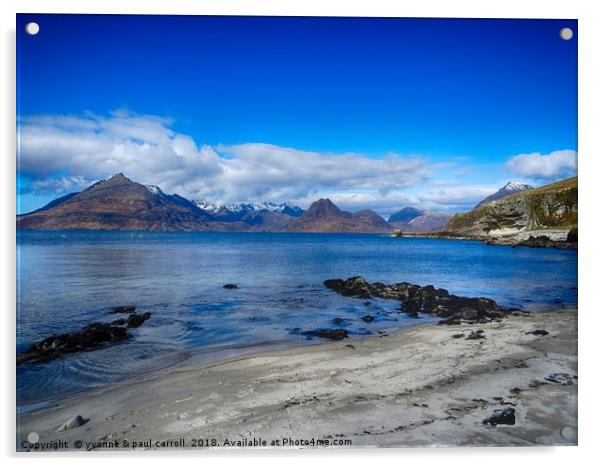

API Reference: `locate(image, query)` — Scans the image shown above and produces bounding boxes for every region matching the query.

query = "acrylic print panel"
[16,14,578,450]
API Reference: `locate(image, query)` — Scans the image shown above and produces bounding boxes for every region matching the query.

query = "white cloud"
[18,110,573,216]
[17,110,434,212]
[505,150,577,181]
[26,176,94,195]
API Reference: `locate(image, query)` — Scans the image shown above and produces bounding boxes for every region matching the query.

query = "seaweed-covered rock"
[17,323,130,364]
[324,277,525,323]
[126,311,152,328]
[303,329,349,341]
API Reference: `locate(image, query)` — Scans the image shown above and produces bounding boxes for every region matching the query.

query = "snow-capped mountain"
[193,200,304,221]
[475,181,533,208]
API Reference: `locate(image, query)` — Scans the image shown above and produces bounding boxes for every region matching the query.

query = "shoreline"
[17,309,577,450]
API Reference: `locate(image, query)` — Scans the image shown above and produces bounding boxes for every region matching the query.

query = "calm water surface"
[16,231,577,408]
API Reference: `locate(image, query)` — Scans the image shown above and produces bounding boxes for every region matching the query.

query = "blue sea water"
[16,231,577,409]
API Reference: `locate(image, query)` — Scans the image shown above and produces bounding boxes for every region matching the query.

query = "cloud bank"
[18,110,574,215]
[18,110,436,212]
[505,150,577,181]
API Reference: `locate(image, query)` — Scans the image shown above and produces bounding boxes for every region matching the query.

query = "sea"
[16,230,578,410]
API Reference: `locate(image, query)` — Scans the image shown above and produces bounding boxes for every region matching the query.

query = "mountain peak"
[286,198,392,232]
[98,173,133,188]
[304,198,346,219]
[502,181,533,191]
[388,206,425,223]
[475,181,533,208]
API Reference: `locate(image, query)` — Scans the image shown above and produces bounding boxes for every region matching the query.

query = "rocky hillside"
[286,199,393,233]
[445,177,577,242]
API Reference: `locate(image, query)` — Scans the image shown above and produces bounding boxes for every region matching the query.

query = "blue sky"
[17,15,577,215]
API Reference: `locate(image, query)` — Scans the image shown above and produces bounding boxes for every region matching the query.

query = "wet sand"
[17,310,577,450]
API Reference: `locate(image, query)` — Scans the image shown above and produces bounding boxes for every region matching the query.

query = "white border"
[3,1,601,465]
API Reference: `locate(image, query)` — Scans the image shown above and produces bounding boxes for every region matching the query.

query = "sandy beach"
[17,310,577,450]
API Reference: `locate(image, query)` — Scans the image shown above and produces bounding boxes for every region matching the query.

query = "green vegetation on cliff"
[445,177,577,237]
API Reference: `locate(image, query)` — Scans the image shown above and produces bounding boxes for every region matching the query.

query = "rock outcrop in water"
[323,276,525,324]
[17,310,152,364]
[17,323,131,364]
[303,329,349,341]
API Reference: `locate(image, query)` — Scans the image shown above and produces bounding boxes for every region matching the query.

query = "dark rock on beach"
[361,315,374,323]
[17,323,131,364]
[466,329,485,340]
[482,407,516,427]
[526,329,549,336]
[324,276,525,323]
[223,283,238,289]
[544,373,575,385]
[303,329,349,341]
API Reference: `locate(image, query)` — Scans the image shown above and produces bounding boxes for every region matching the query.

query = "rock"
[466,329,485,340]
[361,315,374,323]
[482,407,516,427]
[438,318,461,325]
[56,415,87,432]
[509,235,577,249]
[111,318,126,326]
[332,317,344,325]
[452,333,464,339]
[526,329,549,336]
[544,373,575,385]
[303,329,349,341]
[17,323,131,364]
[324,277,524,323]
[110,305,136,314]
[567,228,578,243]
[126,311,152,328]
[223,283,238,289]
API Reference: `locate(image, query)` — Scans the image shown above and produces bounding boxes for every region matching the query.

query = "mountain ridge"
[475,181,533,209]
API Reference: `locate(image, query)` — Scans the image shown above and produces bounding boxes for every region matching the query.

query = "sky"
[16,15,578,215]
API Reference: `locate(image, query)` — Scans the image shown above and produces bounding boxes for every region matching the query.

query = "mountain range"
[18,174,564,235]
[16,174,395,233]
[193,200,304,221]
